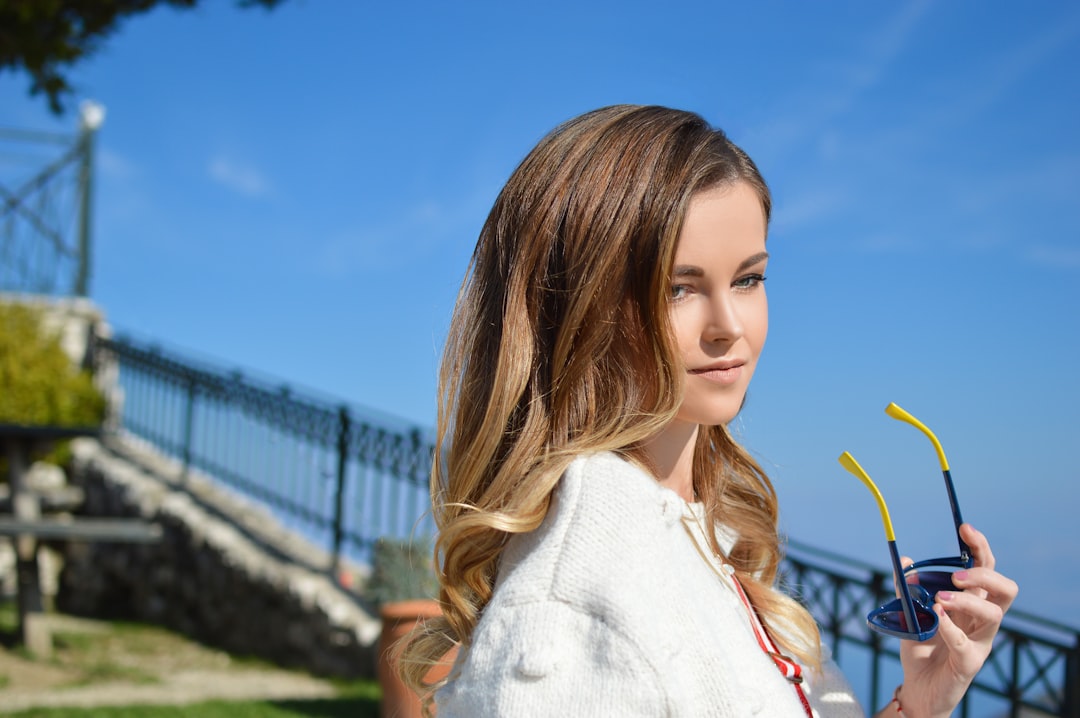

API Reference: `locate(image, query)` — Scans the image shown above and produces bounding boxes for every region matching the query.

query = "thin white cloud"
[742,0,932,160]
[936,12,1080,128]
[852,233,922,254]
[311,192,487,277]
[837,9,1080,159]
[208,157,271,198]
[950,154,1080,216]
[771,187,851,234]
[98,146,138,180]
[844,0,932,94]
[93,146,154,233]
[1027,245,1080,270]
[757,6,1080,265]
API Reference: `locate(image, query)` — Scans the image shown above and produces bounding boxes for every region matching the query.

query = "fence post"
[331,405,350,582]
[1067,636,1080,718]
[1010,635,1022,718]
[181,374,195,483]
[869,629,882,714]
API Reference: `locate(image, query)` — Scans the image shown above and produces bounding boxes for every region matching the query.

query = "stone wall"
[60,436,381,678]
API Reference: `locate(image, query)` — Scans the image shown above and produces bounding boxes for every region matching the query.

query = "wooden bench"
[0,517,162,542]
[1,423,162,656]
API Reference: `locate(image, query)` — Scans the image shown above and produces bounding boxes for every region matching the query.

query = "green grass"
[3,692,382,717]
[0,600,16,633]
[1,680,381,717]
[67,659,158,687]
[0,599,384,717]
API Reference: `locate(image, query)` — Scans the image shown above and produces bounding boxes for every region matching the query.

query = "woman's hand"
[892,524,1019,718]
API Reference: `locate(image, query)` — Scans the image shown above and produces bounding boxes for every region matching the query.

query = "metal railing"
[90,331,1078,716]
[0,104,102,297]
[91,333,436,574]
[783,541,1079,717]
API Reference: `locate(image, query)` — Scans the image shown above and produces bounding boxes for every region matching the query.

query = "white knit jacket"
[436,452,867,717]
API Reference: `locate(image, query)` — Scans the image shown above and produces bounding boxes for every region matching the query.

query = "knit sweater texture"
[435,452,867,717]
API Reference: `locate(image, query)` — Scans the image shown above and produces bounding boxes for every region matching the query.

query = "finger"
[951,568,1019,613]
[960,524,995,571]
[936,589,1005,636]
[931,602,982,679]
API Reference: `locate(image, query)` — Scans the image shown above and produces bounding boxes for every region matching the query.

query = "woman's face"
[667,181,769,428]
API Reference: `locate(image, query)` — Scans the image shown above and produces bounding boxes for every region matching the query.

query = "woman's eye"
[670,284,690,301]
[733,273,767,291]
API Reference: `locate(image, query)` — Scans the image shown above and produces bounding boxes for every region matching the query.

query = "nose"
[703,291,744,345]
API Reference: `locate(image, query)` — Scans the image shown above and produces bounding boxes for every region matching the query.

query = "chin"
[678,391,750,428]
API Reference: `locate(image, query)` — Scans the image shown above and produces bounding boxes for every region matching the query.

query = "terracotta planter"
[378,599,456,718]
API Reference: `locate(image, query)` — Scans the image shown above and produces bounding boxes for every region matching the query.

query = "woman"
[401,105,1017,716]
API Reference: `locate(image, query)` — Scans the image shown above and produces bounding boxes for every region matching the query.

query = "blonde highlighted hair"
[400,105,821,704]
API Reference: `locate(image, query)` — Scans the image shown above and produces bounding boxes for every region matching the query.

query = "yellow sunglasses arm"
[838,452,896,542]
[885,403,950,471]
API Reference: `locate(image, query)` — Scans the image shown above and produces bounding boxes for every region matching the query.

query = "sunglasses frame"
[838,404,971,641]
[839,451,938,641]
[885,403,973,575]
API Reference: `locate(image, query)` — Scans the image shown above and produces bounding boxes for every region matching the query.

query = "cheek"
[748,295,768,352]
[669,309,699,358]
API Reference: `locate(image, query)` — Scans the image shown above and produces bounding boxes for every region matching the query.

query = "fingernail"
[937,591,954,602]
[953,571,969,582]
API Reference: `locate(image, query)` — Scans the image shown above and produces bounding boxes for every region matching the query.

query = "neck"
[642,420,699,502]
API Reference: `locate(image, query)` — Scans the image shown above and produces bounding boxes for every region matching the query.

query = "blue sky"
[3,1,1078,621]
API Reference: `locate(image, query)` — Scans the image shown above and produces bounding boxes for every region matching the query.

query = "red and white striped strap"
[680,510,813,716]
[728,569,814,718]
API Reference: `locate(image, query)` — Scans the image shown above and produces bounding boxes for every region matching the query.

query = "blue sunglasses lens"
[904,566,961,597]
[868,599,938,640]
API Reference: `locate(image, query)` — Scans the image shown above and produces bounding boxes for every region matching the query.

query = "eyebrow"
[672,251,770,277]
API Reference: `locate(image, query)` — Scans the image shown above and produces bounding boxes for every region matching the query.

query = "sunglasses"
[838,403,973,641]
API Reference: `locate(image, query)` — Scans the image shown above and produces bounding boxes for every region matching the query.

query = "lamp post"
[75,100,105,297]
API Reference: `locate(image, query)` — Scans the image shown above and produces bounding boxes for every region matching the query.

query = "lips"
[689,360,745,385]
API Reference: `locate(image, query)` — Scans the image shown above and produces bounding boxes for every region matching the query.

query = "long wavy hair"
[400,105,822,703]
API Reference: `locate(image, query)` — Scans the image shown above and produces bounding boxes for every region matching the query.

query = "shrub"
[366,537,439,606]
[0,301,106,427]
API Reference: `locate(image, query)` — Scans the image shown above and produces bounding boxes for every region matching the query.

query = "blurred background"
[2,0,1076,647]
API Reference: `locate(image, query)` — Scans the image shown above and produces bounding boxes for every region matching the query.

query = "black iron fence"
[91,333,436,574]
[783,541,1079,717]
[91,331,1078,716]
[0,105,102,297]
